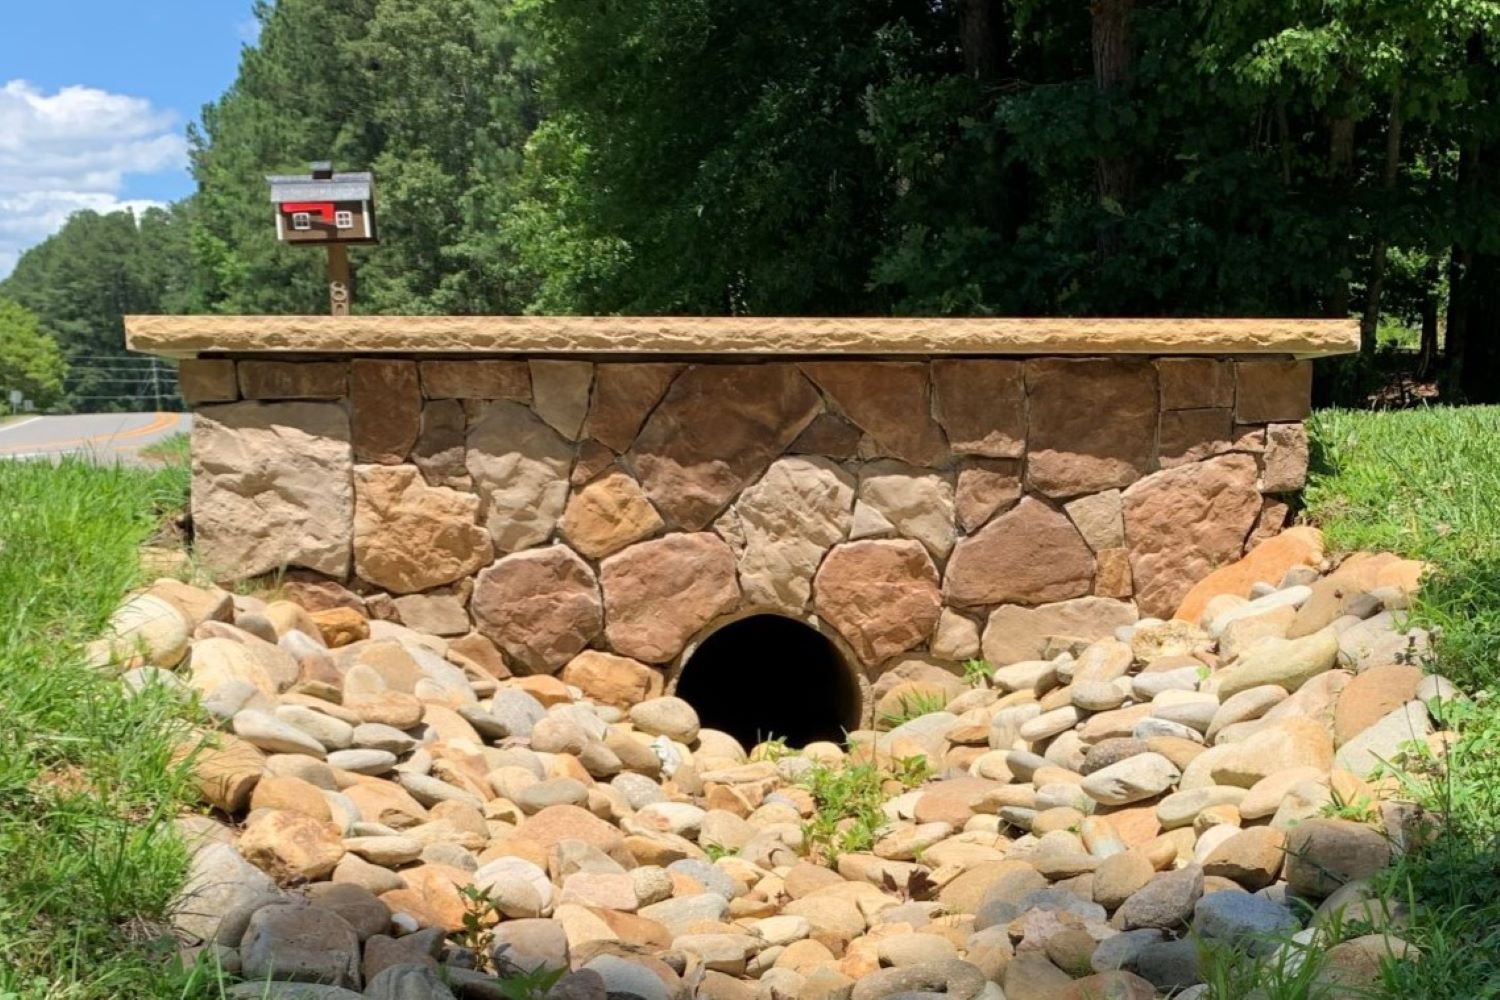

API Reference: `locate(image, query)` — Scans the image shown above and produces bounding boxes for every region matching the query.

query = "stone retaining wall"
[179,353,1314,716]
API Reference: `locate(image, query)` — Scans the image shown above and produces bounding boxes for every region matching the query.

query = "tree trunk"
[960,0,1003,80]
[1360,84,1405,353]
[1326,115,1356,317]
[1091,0,1135,256]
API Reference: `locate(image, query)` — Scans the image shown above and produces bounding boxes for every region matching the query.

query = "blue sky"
[0,1,256,275]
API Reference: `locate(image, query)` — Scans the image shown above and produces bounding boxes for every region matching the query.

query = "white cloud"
[0,80,188,278]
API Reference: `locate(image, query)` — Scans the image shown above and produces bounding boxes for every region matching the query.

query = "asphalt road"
[0,412,190,463]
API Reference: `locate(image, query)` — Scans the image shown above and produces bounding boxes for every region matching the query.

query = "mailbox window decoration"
[267,161,377,245]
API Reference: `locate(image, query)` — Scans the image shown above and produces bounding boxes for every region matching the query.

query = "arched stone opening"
[674,613,862,750]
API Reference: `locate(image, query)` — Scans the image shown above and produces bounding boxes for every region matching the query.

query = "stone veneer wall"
[180,354,1312,721]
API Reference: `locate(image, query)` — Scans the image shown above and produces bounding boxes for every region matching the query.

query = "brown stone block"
[932,359,1025,458]
[802,362,949,466]
[585,363,682,452]
[1121,454,1261,618]
[601,532,740,663]
[178,359,238,405]
[944,497,1096,607]
[790,412,863,461]
[1235,359,1312,423]
[351,360,421,463]
[418,360,531,401]
[813,538,942,666]
[411,399,469,489]
[1025,359,1158,497]
[955,459,1021,532]
[1158,408,1233,469]
[352,465,493,594]
[631,364,821,530]
[1095,547,1134,598]
[238,361,348,400]
[1262,423,1309,492]
[1157,358,1233,410]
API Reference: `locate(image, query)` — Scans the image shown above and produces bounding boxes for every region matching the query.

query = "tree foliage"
[0,297,67,410]
[12,0,1500,403]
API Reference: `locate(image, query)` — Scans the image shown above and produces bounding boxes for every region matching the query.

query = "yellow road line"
[0,412,181,455]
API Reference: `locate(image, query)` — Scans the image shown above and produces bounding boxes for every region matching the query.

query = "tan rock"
[466,401,573,553]
[1157,359,1234,410]
[516,805,626,855]
[1122,454,1261,618]
[945,498,1095,608]
[561,651,663,709]
[856,461,955,560]
[471,546,603,673]
[530,360,593,440]
[813,539,942,667]
[981,597,1138,665]
[391,593,470,637]
[419,360,530,400]
[1289,552,1427,638]
[1334,664,1424,746]
[1215,630,1339,698]
[955,459,1021,532]
[560,471,665,559]
[350,359,420,464]
[1283,818,1393,899]
[175,732,263,812]
[1095,548,1134,599]
[631,364,821,530]
[716,457,854,614]
[931,359,1025,458]
[1202,826,1284,890]
[308,607,369,648]
[251,775,334,821]
[352,465,492,594]
[802,362,947,466]
[1063,490,1124,553]
[239,810,345,880]
[1235,360,1312,423]
[601,533,740,663]
[191,402,353,579]
[930,610,981,662]
[1248,499,1292,549]
[1025,359,1158,497]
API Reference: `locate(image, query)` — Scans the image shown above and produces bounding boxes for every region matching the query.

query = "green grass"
[1303,406,1500,998]
[138,433,190,468]
[0,456,208,997]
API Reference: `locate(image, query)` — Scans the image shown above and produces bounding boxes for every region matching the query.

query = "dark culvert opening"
[675,614,861,750]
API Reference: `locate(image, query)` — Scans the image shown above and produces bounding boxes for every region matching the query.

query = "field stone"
[466,400,572,552]
[1334,664,1424,745]
[1080,753,1181,806]
[582,954,672,1000]
[173,842,283,946]
[815,539,943,666]
[233,709,328,758]
[365,964,456,1000]
[1193,892,1299,956]
[471,547,603,674]
[1132,937,1201,992]
[1214,630,1340,698]
[239,903,361,988]
[1116,865,1203,930]
[1283,819,1395,899]
[630,697,701,742]
[1334,701,1434,779]
[601,533,741,663]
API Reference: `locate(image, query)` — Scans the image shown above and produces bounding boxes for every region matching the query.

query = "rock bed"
[101,527,1442,1000]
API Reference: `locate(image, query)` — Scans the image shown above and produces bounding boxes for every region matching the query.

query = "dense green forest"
[6,0,1500,409]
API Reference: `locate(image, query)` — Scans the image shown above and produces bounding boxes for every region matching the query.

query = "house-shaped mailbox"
[268,162,377,245]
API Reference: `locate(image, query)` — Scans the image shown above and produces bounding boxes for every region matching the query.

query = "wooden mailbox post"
[268,162,377,316]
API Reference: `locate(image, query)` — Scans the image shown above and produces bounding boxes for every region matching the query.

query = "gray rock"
[238,903,361,989]
[581,955,671,1000]
[545,970,607,1000]
[1133,937,1201,991]
[1334,701,1434,779]
[225,985,363,1000]
[849,960,987,1000]
[362,929,446,983]
[352,723,418,753]
[638,893,729,936]
[172,842,283,946]
[1116,865,1203,930]
[1193,891,1299,956]
[365,963,457,1000]
[1090,928,1165,973]
[491,690,546,739]
[612,772,668,809]
[232,708,327,757]
[1014,888,1108,925]
[325,748,397,775]
[667,859,737,901]
[1336,612,1432,673]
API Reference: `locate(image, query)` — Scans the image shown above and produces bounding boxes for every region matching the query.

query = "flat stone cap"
[125,315,1359,360]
